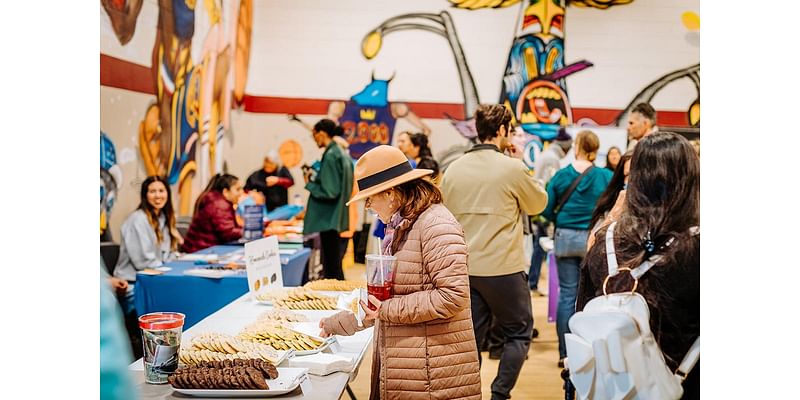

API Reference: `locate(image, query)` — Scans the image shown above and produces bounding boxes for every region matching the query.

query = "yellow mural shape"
[689,101,700,126]
[362,31,382,59]
[682,11,700,31]
[449,0,520,10]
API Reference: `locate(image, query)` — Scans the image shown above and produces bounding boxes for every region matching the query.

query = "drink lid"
[138,312,185,330]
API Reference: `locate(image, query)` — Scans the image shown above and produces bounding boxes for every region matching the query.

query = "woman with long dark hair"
[182,173,244,253]
[578,132,700,398]
[114,175,180,314]
[319,145,481,399]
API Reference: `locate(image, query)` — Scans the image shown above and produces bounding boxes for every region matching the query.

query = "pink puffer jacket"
[322,203,481,400]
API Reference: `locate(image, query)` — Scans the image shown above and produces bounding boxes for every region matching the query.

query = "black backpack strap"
[553,165,594,215]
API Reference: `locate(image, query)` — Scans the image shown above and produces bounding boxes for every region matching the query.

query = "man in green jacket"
[303,119,354,280]
[441,104,548,400]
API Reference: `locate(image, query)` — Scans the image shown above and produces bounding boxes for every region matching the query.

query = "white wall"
[100,0,699,239]
[102,0,699,108]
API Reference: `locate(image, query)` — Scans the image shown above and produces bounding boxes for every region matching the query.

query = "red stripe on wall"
[100,54,692,127]
[573,107,689,127]
[100,54,155,95]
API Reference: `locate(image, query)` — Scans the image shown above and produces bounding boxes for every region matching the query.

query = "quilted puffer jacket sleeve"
[319,310,374,336]
[379,208,471,325]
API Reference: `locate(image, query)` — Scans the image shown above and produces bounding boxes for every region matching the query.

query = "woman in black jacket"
[577,132,700,398]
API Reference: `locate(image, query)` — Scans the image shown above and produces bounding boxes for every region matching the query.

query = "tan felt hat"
[347,145,433,205]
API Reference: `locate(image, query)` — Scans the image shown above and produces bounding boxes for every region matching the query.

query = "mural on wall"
[101,132,122,240]
[450,0,634,140]
[103,0,253,216]
[360,1,634,171]
[362,11,479,142]
[288,74,431,160]
[614,64,700,129]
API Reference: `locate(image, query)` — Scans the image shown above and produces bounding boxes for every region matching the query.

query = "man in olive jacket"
[441,104,548,400]
[303,119,354,280]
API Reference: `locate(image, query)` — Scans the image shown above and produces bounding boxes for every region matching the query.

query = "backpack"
[564,221,700,399]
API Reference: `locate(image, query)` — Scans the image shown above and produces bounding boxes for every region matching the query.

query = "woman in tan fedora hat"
[319,145,481,400]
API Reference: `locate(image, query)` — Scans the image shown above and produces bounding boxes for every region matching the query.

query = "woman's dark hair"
[605,146,621,171]
[389,179,442,254]
[594,132,699,271]
[409,133,432,159]
[416,157,440,180]
[313,119,343,138]
[193,173,239,215]
[139,176,178,250]
[589,151,633,230]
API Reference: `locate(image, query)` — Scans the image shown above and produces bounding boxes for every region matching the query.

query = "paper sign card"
[245,236,283,298]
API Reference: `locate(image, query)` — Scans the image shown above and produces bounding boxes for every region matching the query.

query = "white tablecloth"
[129,291,373,399]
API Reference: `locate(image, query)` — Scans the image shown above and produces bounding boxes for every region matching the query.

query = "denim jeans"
[553,227,589,359]
[556,256,581,359]
[528,220,549,289]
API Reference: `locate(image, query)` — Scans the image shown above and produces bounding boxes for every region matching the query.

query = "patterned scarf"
[381,212,411,256]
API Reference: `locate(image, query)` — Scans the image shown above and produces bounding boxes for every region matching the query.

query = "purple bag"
[548,251,559,323]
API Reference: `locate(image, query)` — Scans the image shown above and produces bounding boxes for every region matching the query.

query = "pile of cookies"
[239,321,324,351]
[180,333,284,365]
[168,359,278,390]
[256,309,309,324]
[304,279,366,292]
[269,288,338,310]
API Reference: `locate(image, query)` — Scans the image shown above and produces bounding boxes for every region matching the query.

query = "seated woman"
[578,132,700,398]
[181,173,244,253]
[319,145,481,400]
[113,176,180,315]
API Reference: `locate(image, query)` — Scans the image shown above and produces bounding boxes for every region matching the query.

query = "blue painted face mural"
[340,76,398,159]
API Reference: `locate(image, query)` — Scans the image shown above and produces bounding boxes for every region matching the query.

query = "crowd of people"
[101,100,699,399]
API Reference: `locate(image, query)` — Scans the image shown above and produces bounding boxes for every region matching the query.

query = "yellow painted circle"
[682,11,700,31]
[362,31,382,59]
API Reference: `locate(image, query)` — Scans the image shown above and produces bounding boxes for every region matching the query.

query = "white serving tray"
[171,367,309,398]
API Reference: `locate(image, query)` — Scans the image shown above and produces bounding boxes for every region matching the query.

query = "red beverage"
[367,282,393,310]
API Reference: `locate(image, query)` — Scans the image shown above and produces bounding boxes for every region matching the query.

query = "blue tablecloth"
[134,245,311,329]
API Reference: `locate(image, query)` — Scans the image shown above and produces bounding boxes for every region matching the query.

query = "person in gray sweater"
[113,176,181,315]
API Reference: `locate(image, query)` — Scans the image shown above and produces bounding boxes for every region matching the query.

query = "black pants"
[471,272,533,400]
[320,230,346,280]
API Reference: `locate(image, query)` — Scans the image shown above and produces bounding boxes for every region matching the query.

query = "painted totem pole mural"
[102,0,253,215]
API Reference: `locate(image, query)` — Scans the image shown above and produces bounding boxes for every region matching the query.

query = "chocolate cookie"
[246,367,269,390]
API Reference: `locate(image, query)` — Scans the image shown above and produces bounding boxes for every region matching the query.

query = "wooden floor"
[341,248,565,400]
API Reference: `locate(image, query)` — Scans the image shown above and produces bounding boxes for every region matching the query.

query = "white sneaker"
[539,237,554,252]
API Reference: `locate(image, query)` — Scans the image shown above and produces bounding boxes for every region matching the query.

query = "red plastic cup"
[365,255,397,310]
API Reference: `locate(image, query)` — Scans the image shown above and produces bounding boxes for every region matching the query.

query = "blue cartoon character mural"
[339,74,399,159]
[100,132,123,240]
[289,72,430,160]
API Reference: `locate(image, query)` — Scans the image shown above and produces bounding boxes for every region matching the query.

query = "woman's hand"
[319,310,359,337]
[360,295,382,323]
[107,277,128,294]
[318,319,332,338]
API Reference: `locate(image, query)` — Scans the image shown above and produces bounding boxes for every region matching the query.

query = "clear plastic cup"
[365,255,398,310]
[138,312,185,384]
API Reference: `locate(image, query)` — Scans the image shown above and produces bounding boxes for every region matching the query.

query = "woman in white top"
[113,175,181,315]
